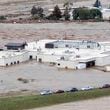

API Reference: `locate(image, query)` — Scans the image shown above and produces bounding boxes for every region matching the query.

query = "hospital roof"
[5,43,26,47]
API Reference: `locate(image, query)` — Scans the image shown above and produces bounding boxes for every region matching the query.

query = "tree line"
[31,0,102,21]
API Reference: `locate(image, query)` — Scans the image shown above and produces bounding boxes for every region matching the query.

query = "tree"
[78,8,90,20]
[31,6,37,16]
[90,9,102,19]
[63,1,73,20]
[0,16,6,20]
[72,8,79,20]
[63,7,70,20]
[72,8,102,20]
[52,5,62,20]
[63,1,73,10]
[93,0,102,8]
[73,8,90,20]
[31,6,44,19]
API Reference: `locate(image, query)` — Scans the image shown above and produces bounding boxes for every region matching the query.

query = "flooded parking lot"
[0,61,110,93]
[0,22,110,94]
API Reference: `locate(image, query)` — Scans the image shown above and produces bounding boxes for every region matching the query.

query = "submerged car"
[40,90,53,95]
[65,87,78,92]
[100,84,110,89]
[70,88,78,92]
[54,90,64,94]
[81,86,94,91]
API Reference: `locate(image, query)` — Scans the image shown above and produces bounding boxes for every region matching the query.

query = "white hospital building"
[1,39,110,71]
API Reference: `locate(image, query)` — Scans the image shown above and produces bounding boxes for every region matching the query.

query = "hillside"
[0,0,109,20]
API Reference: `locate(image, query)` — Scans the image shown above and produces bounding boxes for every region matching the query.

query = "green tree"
[0,16,6,20]
[63,7,70,20]
[72,8,102,20]
[90,9,102,19]
[78,8,90,20]
[31,6,44,19]
[72,8,79,20]
[31,6,37,16]
[52,5,62,20]
[73,8,90,20]
[63,1,73,10]
[93,0,102,8]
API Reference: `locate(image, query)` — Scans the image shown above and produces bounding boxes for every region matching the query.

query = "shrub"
[49,5,62,20]
[17,77,23,81]
[63,7,70,20]
[90,9,102,19]
[17,78,29,83]
[0,16,6,20]
[31,6,37,16]
[31,6,44,19]
[73,8,102,20]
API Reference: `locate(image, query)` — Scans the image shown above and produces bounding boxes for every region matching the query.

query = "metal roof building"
[45,40,101,49]
[5,42,27,50]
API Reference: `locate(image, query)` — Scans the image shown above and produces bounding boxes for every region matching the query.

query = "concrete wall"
[37,54,61,63]
[56,60,78,69]
[102,13,110,20]
[0,51,29,66]
[101,9,110,20]
[28,51,38,60]
[95,55,110,66]
[53,41,99,49]
[0,58,5,66]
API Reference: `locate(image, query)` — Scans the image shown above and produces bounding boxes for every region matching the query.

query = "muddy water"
[0,22,110,93]
[0,61,110,93]
[0,22,110,48]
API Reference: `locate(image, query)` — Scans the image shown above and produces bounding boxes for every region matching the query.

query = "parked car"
[54,90,64,94]
[70,88,78,92]
[65,87,78,92]
[81,86,94,91]
[40,90,52,95]
[100,84,110,89]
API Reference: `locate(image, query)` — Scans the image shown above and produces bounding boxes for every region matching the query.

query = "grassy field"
[0,88,110,110]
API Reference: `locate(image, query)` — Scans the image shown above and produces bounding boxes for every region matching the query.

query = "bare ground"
[0,0,110,20]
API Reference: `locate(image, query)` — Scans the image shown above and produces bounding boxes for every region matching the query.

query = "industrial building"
[1,39,110,71]
[45,40,100,49]
[5,42,27,50]
[0,50,29,66]
[25,39,110,70]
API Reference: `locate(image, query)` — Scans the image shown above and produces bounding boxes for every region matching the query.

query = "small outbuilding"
[5,42,27,50]
[101,8,110,21]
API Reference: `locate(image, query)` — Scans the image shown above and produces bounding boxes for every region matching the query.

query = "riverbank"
[0,88,110,110]
[31,96,110,110]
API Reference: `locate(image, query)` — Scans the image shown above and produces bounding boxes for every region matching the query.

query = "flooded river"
[0,61,110,93]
